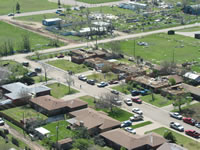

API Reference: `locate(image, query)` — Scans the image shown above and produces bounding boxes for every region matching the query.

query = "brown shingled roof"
[30,95,87,111]
[100,129,166,150]
[69,108,121,130]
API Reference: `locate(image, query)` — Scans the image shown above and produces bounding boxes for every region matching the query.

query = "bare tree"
[95,92,122,112]
[65,74,74,94]
[19,88,32,102]
[40,62,49,83]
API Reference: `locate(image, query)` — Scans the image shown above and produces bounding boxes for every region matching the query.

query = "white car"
[78,75,87,81]
[169,112,182,120]
[124,98,132,106]
[0,118,4,126]
[130,114,143,121]
[170,122,184,132]
[132,108,143,115]
[124,127,136,134]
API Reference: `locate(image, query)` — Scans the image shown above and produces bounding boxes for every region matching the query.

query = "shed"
[35,127,50,136]
[42,18,62,26]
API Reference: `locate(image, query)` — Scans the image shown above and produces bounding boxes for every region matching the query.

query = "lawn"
[103,33,200,64]
[141,94,173,107]
[112,84,131,95]
[131,121,152,129]
[77,0,120,4]
[1,105,48,122]
[32,75,51,83]
[0,0,57,15]
[47,83,79,98]
[0,21,64,54]
[42,120,74,142]
[191,64,200,73]
[87,72,118,82]
[79,95,133,121]
[172,103,200,121]
[146,127,200,150]
[177,26,200,32]
[0,60,28,76]
[47,59,89,74]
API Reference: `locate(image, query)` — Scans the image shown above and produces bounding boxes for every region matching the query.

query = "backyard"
[1,105,48,122]
[79,95,133,121]
[87,72,118,82]
[0,21,64,54]
[146,127,200,150]
[32,75,51,83]
[0,0,57,15]
[103,33,200,64]
[47,59,89,74]
[47,83,79,98]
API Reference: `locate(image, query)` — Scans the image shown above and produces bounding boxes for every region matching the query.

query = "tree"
[93,135,105,147]
[19,75,34,85]
[40,62,49,83]
[95,92,122,112]
[58,0,61,8]
[19,88,32,102]
[16,2,20,13]
[7,40,14,55]
[164,131,177,143]
[74,126,90,139]
[173,93,192,112]
[160,61,177,75]
[21,34,31,52]
[169,78,176,85]
[34,51,40,60]
[72,138,92,150]
[109,41,122,56]
[65,74,74,94]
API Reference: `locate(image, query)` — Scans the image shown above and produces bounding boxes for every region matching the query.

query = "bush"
[164,131,177,143]
[12,137,19,147]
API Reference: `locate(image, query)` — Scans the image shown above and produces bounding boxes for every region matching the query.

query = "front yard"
[79,95,133,122]
[1,105,47,122]
[47,83,79,98]
[146,127,200,150]
[87,72,118,82]
[47,59,89,74]
[131,121,152,129]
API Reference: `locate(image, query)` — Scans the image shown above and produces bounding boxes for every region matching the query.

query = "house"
[161,84,186,97]
[100,128,166,150]
[0,82,51,105]
[30,95,88,116]
[68,108,121,135]
[183,72,200,84]
[183,5,200,15]
[182,83,200,100]
[157,143,188,150]
[56,138,73,150]
[42,18,62,26]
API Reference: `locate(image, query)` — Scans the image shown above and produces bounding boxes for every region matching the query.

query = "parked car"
[131,90,140,96]
[132,108,143,115]
[139,89,149,96]
[183,117,197,126]
[0,118,5,126]
[59,13,66,16]
[121,120,132,128]
[185,130,200,138]
[169,112,182,120]
[35,67,42,73]
[111,90,119,95]
[57,54,64,58]
[109,80,119,85]
[27,72,37,77]
[195,122,200,128]
[112,97,122,106]
[87,79,95,85]
[124,127,136,134]
[8,13,14,16]
[56,9,62,14]
[130,114,143,121]
[22,62,29,67]
[124,98,132,106]
[97,82,108,87]
[78,75,87,81]
[132,97,142,104]
[170,122,184,132]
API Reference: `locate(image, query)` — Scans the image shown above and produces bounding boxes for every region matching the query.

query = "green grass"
[103,33,200,64]
[191,64,200,73]
[0,21,64,53]
[79,95,133,121]
[146,127,200,150]
[87,72,118,82]
[42,120,74,142]
[47,83,79,98]
[47,59,89,74]
[0,60,28,76]
[177,26,200,32]
[1,105,48,122]
[77,0,120,4]
[32,75,51,83]
[141,94,173,107]
[79,95,95,107]
[111,84,131,95]
[131,121,152,129]
[5,120,25,135]
[0,0,57,15]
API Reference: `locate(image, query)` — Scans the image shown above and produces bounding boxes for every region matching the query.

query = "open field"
[141,94,173,107]
[47,59,89,74]
[79,95,133,121]
[0,21,64,54]
[1,105,48,122]
[0,0,57,15]
[177,26,200,32]
[77,0,120,4]
[87,72,118,82]
[146,127,200,150]
[47,83,79,98]
[103,33,200,64]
